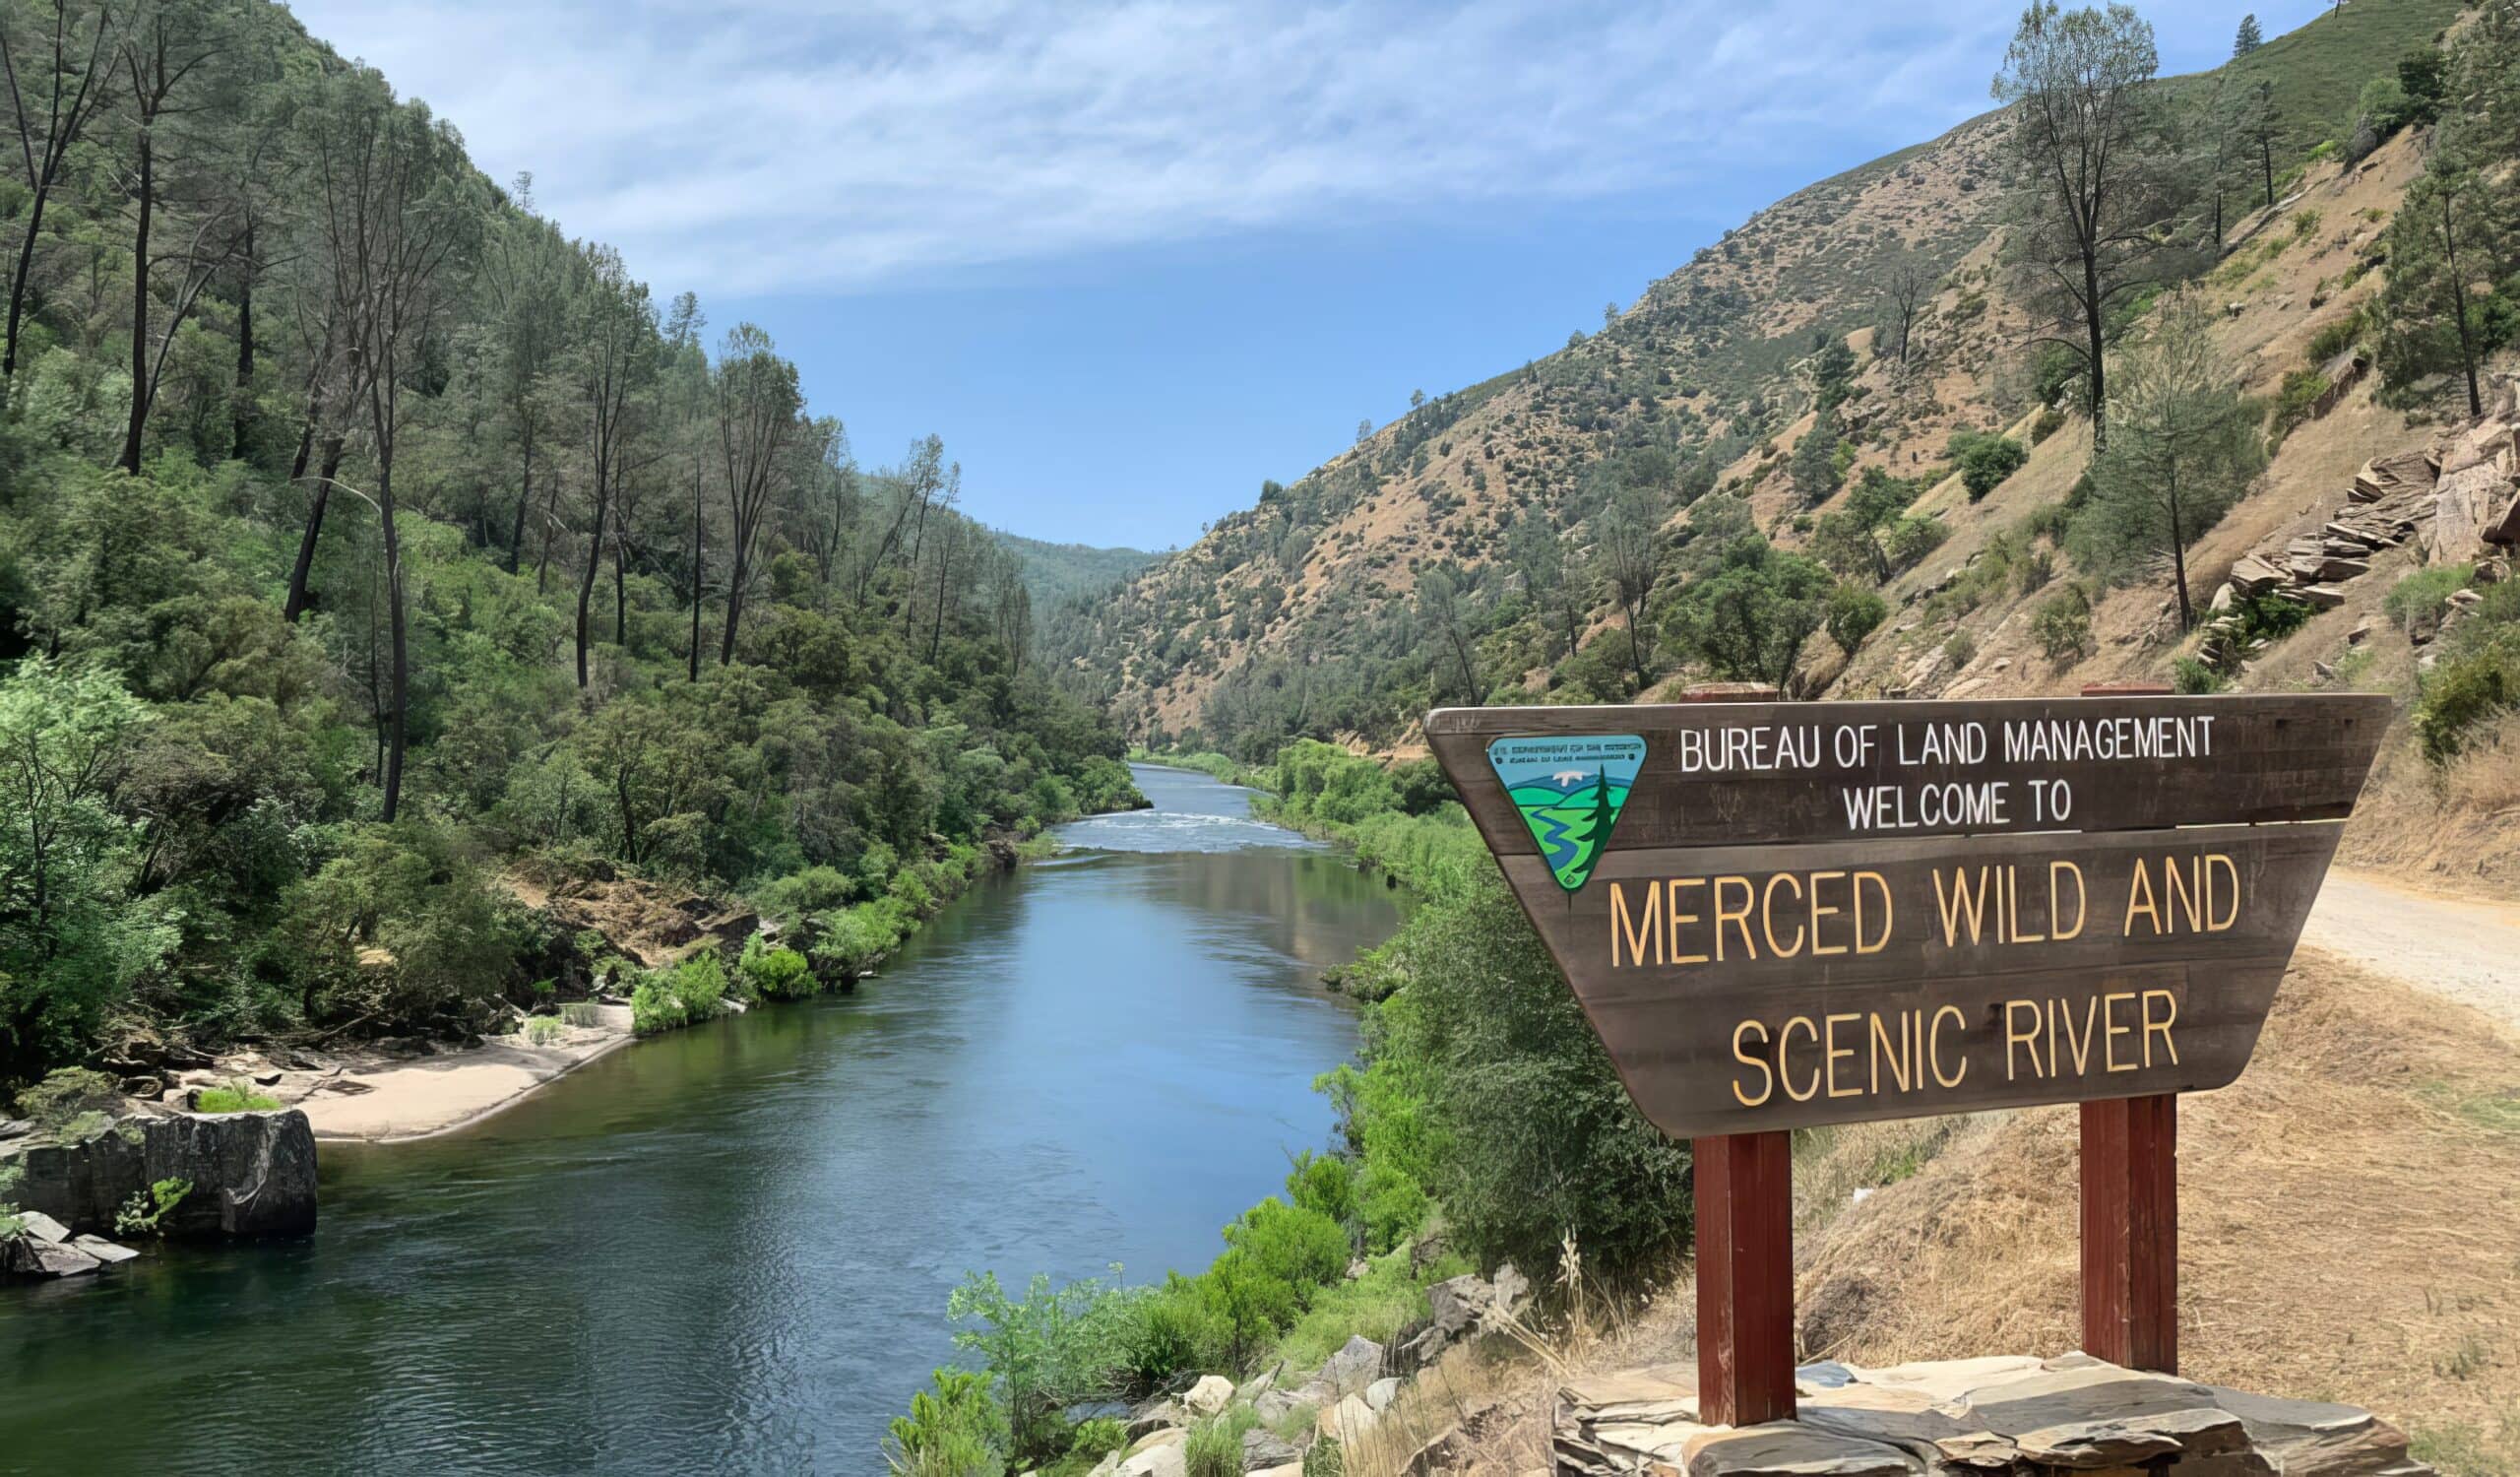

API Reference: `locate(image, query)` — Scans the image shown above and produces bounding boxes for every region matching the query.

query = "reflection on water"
[0,765,1407,1475]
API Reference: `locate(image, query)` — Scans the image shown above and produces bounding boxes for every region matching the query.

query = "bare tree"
[567,243,654,687]
[1881,260,1930,367]
[711,322,797,665]
[113,0,233,471]
[302,66,482,817]
[2,0,121,389]
[1595,482,1666,692]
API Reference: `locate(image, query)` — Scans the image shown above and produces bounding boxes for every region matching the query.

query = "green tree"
[0,661,175,1075]
[1992,1,2175,449]
[2378,157,2511,418]
[1670,536,1835,694]
[1790,404,1847,502]
[2232,14,2260,56]
[1593,482,1667,693]
[2069,291,2265,629]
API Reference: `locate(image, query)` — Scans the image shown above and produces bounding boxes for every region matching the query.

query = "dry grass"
[2346,714,2520,898]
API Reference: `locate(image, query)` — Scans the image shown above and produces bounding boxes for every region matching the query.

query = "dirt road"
[2302,867,2520,1031]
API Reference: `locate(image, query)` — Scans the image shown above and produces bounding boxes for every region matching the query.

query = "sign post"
[1426,690,2386,1422]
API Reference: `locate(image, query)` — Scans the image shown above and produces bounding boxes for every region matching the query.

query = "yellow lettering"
[1780,1016,1821,1102]
[2205,853,2238,931]
[2142,990,2180,1067]
[2005,999,2045,1081]
[1869,1011,1911,1094]
[1935,867,1991,946]
[1762,872,1805,958]
[1810,869,1848,956]
[2103,991,2138,1071]
[1930,1005,1968,1088]
[1732,1019,1774,1107]
[1666,877,1708,965]
[1610,881,1660,967]
[1713,875,1757,962]
[1854,870,1893,954]
[2049,861,2087,940]
[2123,859,2162,935]
[1824,1013,1861,1098]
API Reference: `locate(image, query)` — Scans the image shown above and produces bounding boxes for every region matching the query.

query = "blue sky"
[293,0,2337,549]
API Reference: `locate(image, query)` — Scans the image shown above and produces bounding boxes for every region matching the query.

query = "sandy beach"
[199,1005,639,1144]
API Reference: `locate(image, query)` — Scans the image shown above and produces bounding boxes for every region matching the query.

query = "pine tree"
[2233,14,2262,56]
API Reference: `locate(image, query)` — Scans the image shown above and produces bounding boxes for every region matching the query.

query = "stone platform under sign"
[1552,1354,2429,1476]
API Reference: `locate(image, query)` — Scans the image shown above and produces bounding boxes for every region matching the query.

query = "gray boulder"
[1317,1334,1385,1396]
[1,1233,100,1280]
[3,1110,317,1240]
[1240,1429,1303,1470]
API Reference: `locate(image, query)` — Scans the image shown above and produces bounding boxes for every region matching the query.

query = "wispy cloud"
[291,0,2027,296]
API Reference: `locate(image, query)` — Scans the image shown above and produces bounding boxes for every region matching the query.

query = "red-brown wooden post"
[2078,682,2178,1373]
[1694,1129,1796,1425]
[1677,684,1798,1426]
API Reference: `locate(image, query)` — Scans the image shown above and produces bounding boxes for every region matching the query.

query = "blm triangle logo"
[1486,734,1646,893]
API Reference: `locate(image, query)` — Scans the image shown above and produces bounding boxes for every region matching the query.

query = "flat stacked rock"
[1552,1354,2431,1476]
[2197,374,2520,676]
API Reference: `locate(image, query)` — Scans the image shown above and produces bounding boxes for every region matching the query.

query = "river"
[0,764,1408,1474]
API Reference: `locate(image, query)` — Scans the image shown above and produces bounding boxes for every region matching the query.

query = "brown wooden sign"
[1424,695,2387,1138]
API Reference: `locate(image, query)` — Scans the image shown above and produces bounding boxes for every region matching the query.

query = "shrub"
[1286,1150,1359,1230]
[812,898,914,978]
[559,1001,601,1027]
[885,1368,1008,1477]
[2385,565,2474,640]
[1119,1274,1232,1390]
[1065,1419,1128,1465]
[1304,1436,1346,1476]
[2031,590,2094,665]
[193,1080,282,1113]
[523,1016,566,1046]
[2308,303,2371,365]
[1942,630,1978,670]
[944,1270,1141,1463]
[2269,369,2330,445]
[736,935,816,1000]
[114,1177,191,1237]
[2173,657,2227,694]
[630,952,728,1035]
[2417,639,2520,762]
[1825,584,1888,655]
[1948,431,2029,501]
[1225,1198,1350,1298]
[2028,406,2066,445]
[1881,514,1949,569]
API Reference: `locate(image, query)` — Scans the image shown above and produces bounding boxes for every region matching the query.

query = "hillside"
[994,531,1162,610]
[1046,0,2479,767]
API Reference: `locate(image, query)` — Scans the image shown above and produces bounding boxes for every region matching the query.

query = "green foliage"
[1184,1411,1259,1477]
[1275,741,1399,826]
[1825,584,1889,656]
[1224,1197,1350,1295]
[1789,406,1848,501]
[2173,657,2228,695]
[736,935,816,1001]
[885,1369,1009,1477]
[1668,536,1834,692]
[945,1269,1142,1463]
[114,1178,192,1237]
[1064,1419,1128,1466]
[192,1080,282,1113]
[1304,1435,1347,1476]
[2069,293,2266,627]
[2417,641,2520,762]
[2269,368,2330,446]
[0,1163,23,1239]
[16,1067,122,1143]
[2031,589,2095,666]
[1947,431,2029,502]
[630,953,728,1035]
[2387,566,2475,640]
[559,1001,602,1028]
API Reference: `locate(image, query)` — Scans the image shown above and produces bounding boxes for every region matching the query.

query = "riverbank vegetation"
[0,0,1138,1093]
[896,740,1688,1475]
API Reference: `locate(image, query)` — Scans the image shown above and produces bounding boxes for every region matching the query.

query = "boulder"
[2,1110,317,1240]
[1317,1393,1378,1444]
[1317,1334,1384,1396]
[1240,1429,1303,1470]
[1183,1374,1234,1418]
[1123,1400,1183,1443]
[1,1233,101,1279]
[70,1234,139,1265]
[1364,1377,1402,1412]
[2228,553,2287,593]
[1252,1387,1322,1426]
[18,1210,70,1245]
[2298,584,2348,610]
[1113,1440,1184,1477]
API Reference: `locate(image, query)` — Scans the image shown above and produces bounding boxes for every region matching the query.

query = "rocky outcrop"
[1552,1354,2430,1475]
[3,1110,317,1240]
[0,1207,146,1282]
[2201,373,2520,675]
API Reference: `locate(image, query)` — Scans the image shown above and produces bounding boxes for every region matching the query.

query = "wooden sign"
[1425,695,2387,1139]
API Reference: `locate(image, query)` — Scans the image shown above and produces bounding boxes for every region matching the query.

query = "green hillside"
[993,531,1162,610]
